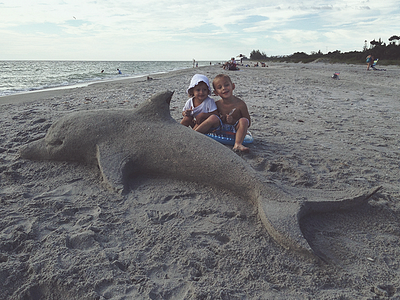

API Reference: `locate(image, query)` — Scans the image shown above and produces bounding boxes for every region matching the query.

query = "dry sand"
[1,62,400,299]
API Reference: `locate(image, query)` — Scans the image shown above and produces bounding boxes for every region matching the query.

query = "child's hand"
[225,108,236,124]
[226,114,234,124]
[183,107,193,117]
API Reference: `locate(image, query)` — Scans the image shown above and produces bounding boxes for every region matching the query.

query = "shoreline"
[0,60,219,102]
[1,62,400,299]
[0,64,216,105]
[2,61,399,106]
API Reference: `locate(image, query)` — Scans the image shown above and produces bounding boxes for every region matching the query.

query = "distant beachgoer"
[117,69,122,74]
[366,55,374,70]
[223,58,239,70]
[101,70,104,73]
[181,74,219,132]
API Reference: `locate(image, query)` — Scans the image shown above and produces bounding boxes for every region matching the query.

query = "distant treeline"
[249,37,400,65]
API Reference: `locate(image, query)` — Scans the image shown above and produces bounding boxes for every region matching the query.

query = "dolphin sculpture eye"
[49,139,63,146]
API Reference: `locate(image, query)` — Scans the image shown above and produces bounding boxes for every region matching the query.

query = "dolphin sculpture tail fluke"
[258,184,381,259]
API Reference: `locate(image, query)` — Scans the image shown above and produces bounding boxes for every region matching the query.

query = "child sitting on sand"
[181,74,219,131]
[212,74,251,152]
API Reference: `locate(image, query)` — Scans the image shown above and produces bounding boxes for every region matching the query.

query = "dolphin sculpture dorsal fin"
[134,90,174,121]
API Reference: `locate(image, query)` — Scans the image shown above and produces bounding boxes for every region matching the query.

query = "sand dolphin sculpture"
[19,91,380,259]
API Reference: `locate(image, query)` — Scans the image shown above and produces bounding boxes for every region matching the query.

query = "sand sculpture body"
[19,91,380,259]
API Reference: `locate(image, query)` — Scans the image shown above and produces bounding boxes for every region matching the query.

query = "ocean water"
[0,60,214,97]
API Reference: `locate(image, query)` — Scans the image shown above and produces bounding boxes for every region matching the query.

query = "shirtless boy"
[212,74,251,152]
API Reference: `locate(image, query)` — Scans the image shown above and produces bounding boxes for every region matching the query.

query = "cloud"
[0,0,399,59]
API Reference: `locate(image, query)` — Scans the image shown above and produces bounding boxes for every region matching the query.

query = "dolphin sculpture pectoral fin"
[96,144,136,194]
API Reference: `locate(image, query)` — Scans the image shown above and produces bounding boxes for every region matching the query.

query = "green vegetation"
[249,36,400,65]
[249,50,268,60]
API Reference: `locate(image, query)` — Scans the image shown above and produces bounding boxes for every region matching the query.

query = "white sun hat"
[187,74,211,95]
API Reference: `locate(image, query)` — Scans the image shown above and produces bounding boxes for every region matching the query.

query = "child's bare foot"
[233,144,250,153]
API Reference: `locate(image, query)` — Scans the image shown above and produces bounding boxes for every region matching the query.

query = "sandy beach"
[1,62,400,299]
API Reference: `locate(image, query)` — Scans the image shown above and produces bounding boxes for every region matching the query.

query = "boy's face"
[213,78,235,99]
[192,81,209,102]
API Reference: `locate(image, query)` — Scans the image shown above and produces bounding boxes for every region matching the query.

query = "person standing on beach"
[366,55,374,70]
[181,74,219,132]
[212,74,251,152]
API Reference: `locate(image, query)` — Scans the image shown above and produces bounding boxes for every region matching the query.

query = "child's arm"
[194,109,218,125]
[225,101,251,127]
[182,107,193,117]
[239,101,251,127]
[195,98,218,124]
[225,108,237,124]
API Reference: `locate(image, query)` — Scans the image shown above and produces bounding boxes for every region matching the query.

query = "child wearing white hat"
[181,74,220,132]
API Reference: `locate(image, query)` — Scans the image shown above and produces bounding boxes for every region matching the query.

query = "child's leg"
[233,118,250,152]
[181,116,195,127]
[194,114,220,133]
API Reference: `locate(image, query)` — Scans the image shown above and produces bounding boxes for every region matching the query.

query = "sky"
[1,0,399,61]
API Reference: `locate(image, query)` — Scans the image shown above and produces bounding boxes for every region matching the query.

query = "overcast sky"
[1,0,399,61]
